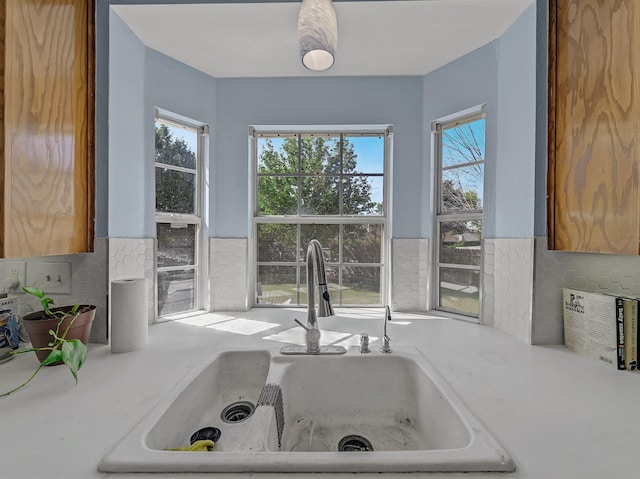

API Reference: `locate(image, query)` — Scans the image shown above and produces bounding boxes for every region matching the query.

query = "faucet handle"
[359,333,371,353]
[294,319,320,353]
[381,335,392,353]
[294,318,309,331]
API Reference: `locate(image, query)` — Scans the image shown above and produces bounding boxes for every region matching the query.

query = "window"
[253,128,390,307]
[434,110,484,319]
[155,114,207,318]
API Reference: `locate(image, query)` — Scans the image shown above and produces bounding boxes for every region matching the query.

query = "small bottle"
[360,333,370,353]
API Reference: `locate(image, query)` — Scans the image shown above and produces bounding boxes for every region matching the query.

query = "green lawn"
[259,283,380,306]
[259,282,479,314]
[440,287,480,316]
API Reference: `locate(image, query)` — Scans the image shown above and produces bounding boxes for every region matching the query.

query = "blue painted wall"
[423,42,499,238]
[214,77,424,238]
[108,10,146,238]
[106,11,216,238]
[144,50,217,237]
[422,2,536,240]
[495,4,536,238]
[104,2,537,242]
[534,0,549,237]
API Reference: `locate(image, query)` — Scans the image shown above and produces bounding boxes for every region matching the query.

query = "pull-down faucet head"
[381,305,392,353]
[307,239,334,327]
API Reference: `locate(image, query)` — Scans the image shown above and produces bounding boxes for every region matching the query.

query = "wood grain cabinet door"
[0,0,94,258]
[548,0,640,254]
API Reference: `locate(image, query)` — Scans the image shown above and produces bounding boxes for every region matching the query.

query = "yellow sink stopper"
[164,439,215,452]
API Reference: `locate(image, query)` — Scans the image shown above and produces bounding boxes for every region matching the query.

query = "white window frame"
[154,110,209,319]
[251,125,392,308]
[432,106,485,321]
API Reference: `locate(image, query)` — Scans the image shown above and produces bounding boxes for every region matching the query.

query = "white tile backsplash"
[391,238,430,311]
[210,238,249,311]
[483,238,534,343]
[532,237,640,344]
[108,238,155,325]
[15,232,627,348]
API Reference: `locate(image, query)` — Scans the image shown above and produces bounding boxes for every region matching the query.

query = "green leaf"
[61,340,87,384]
[23,286,45,298]
[41,349,63,366]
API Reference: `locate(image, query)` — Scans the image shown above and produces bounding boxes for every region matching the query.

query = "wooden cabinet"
[548,0,640,254]
[0,0,94,258]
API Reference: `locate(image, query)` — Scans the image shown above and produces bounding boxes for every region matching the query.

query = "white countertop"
[1,308,638,479]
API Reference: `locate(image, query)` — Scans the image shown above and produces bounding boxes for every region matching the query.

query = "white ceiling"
[112,0,533,78]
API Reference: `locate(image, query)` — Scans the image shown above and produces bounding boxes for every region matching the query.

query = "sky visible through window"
[442,118,485,210]
[163,123,197,154]
[261,136,383,173]
[348,136,384,172]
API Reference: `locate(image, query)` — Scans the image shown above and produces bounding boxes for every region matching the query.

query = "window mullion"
[297,134,302,216]
[297,223,302,304]
[255,216,385,225]
[438,263,481,271]
[441,160,484,172]
[339,133,344,216]
[437,212,483,222]
[156,213,201,224]
[155,163,197,175]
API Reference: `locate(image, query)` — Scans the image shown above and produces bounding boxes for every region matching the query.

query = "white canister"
[110,278,148,353]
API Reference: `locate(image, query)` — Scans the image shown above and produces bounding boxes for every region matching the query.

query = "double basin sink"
[100,346,514,473]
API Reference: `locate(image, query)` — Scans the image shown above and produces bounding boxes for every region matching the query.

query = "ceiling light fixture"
[298,0,338,72]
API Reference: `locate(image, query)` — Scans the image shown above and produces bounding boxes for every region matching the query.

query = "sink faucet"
[281,239,345,355]
[380,305,392,353]
[303,239,334,352]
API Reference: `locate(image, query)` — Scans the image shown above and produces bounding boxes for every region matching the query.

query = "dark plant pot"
[22,305,96,364]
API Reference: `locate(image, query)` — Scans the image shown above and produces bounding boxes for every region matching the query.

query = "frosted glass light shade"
[298,0,337,71]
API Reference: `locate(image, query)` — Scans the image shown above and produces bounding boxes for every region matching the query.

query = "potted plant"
[1,286,95,397]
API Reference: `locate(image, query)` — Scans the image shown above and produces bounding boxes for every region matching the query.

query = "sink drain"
[338,435,374,452]
[220,401,255,423]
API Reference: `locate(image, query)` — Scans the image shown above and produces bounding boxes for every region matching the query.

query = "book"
[622,298,638,371]
[562,288,624,369]
[614,296,625,370]
[0,296,20,350]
